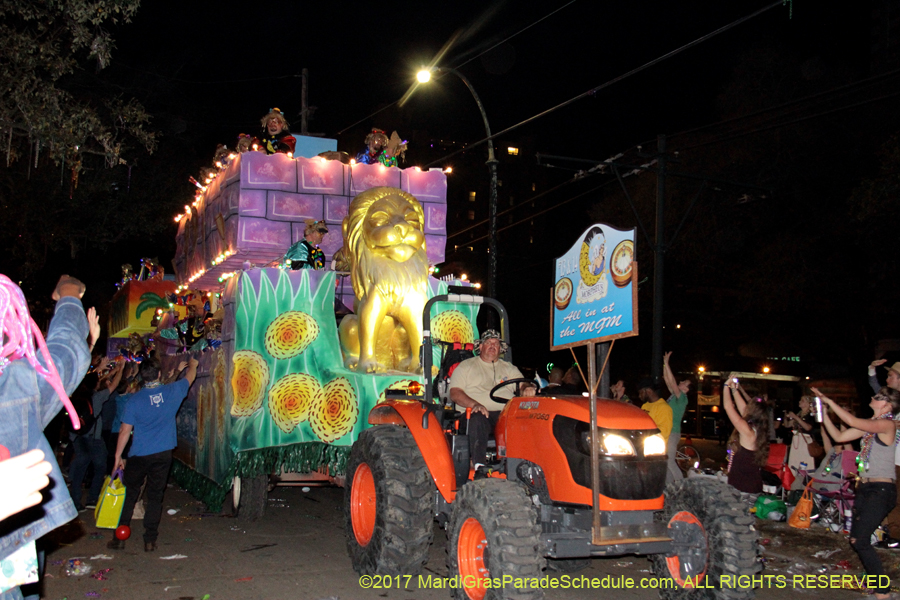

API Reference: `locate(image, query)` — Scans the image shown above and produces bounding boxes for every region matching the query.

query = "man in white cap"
[869,359,900,394]
[449,330,535,471]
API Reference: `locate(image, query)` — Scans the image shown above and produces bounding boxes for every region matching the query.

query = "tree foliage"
[0,0,155,167]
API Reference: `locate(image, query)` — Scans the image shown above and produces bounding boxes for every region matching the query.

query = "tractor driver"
[449,330,536,471]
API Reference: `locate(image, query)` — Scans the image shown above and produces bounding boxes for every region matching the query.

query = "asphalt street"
[38,468,871,600]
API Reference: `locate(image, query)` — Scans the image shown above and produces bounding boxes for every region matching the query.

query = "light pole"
[417,67,499,299]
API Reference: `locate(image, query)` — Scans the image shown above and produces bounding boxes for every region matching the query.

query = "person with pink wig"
[0,274,94,599]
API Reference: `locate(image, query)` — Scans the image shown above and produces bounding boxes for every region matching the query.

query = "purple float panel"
[297,156,345,195]
[206,173,221,200]
[426,235,446,265]
[205,195,224,236]
[223,152,242,185]
[221,183,238,217]
[423,202,447,235]
[267,192,324,222]
[240,152,298,192]
[237,217,292,253]
[236,188,267,218]
[324,195,349,225]
[348,162,401,195]
[401,168,447,203]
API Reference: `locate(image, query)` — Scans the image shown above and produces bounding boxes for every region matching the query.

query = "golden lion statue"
[337,187,429,373]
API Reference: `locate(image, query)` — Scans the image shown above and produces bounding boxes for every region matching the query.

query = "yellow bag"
[787,480,814,529]
[94,470,126,529]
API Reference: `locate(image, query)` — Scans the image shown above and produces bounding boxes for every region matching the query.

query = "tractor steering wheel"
[489,378,537,405]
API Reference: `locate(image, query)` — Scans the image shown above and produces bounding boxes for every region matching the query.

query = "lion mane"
[343,187,428,301]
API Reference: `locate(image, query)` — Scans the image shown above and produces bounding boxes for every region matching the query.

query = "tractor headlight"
[643,434,667,456]
[601,433,635,456]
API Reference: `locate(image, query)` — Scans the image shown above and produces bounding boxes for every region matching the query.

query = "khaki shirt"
[449,356,524,412]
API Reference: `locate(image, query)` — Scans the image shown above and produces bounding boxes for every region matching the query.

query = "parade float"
[146,143,481,517]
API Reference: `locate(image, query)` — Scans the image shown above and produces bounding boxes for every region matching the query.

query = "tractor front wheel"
[344,426,434,575]
[447,480,543,600]
[651,478,759,599]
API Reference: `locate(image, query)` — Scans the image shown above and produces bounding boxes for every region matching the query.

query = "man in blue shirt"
[107,356,197,552]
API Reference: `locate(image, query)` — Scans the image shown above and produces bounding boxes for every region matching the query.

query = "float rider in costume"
[253,108,296,155]
[284,220,328,270]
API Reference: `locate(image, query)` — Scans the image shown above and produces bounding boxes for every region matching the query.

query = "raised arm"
[105,360,125,392]
[734,380,750,414]
[723,384,752,437]
[819,402,863,444]
[813,387,893,436]
[38,276,91,427]
[662,352,679,398]
[869,359,886,394]
[184,356,200,386]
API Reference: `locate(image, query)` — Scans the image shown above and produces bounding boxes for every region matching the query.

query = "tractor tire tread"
[448,480,544,600]
[344,426,434,575]
[651,478,758,600]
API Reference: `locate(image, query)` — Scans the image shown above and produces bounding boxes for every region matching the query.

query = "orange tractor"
[344,294,758,599]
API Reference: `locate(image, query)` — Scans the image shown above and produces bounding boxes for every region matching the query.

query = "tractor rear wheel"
[447,480,543,600]
[651,478,759,599]
[344,425,434,575]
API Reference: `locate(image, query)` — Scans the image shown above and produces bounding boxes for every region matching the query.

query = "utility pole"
[651,135,666,382]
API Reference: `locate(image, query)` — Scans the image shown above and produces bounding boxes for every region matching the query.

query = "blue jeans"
[67,436,107,507]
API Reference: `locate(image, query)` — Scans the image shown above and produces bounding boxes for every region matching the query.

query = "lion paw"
[357,357,379,373]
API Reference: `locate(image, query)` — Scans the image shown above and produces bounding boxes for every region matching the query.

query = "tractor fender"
[368,401,457,503]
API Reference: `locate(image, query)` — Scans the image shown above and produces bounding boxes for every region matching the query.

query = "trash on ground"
[235,577,253,582]
[301,487,310,492]
[167,509,180,515]
[91,568,112,580]
[240,544,277,552]
[813,549,840,559]
[159,554,188,560]
[89,555,113,560]
[61,559,93,577]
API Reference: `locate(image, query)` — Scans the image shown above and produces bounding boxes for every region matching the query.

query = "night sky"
[5,1,895,386]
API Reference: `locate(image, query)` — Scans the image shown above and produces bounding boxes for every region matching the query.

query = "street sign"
[550,223,638,350]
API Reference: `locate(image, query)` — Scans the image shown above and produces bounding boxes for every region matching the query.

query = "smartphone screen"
[814,397,823,423]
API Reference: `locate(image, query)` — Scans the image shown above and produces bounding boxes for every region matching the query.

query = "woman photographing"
[723,380,769,501]
[813,386,900,600]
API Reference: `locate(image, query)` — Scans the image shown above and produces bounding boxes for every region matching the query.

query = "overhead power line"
[336,1,580,135]
[422,0,787,168]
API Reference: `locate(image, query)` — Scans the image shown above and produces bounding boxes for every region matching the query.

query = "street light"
[416,67,499,299]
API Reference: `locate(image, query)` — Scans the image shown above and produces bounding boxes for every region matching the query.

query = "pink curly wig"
[0,275,80,429]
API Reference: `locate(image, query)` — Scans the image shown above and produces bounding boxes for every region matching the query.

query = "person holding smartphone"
[723,379,769,502]
[814,386,900,600]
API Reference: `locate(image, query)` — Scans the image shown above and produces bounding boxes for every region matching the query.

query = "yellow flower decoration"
[231,350,270,417]
[310,377,358,443]
[432,310,474,344]
[214,351,227,437]
[268,373,322,434]
[264,311,320,360]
